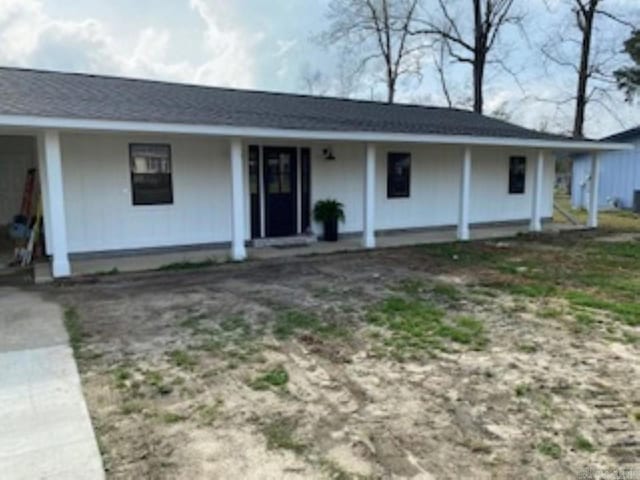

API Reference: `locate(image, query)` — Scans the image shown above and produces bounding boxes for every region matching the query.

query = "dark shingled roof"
[0,67,571,141]
[602,126,640,143]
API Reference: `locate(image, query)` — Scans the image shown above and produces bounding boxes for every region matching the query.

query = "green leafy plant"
[313,199,345,223]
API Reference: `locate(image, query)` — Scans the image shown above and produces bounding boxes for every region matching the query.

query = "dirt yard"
[39,230,640,479]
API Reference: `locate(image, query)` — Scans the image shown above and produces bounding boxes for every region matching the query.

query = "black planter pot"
[323,218,339,241]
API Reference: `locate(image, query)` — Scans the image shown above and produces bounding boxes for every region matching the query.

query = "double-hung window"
[508,156,526,194]
[130,144,173,205]
[387,152,411,198]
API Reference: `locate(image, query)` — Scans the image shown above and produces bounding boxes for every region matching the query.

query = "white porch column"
[36,134,53,256]
[363,143,376,248]
[530,149,545,232]
[457,146,472,241]
[43,130,70,277]
[588,152,600,228]
[230,138,247,260]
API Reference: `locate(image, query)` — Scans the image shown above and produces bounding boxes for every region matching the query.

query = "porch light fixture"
[322,147,336,161]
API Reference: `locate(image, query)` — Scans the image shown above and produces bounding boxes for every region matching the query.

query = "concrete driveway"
[0,287,104,480]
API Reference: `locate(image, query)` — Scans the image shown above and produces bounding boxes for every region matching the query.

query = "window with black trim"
[387,152,411,198]
[130,144,173,205]
[508,156,526,194]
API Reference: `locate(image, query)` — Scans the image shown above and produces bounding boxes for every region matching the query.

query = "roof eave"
[0,114,632,152]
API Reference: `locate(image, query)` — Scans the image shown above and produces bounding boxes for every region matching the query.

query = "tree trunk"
[473,55,485,114]
[387,76,395,103]
[573,0,597,138]
[473,0,484,114]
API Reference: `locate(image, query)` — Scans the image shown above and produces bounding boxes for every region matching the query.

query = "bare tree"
[298,53,361,98]
[541,0,636,137]
[300,66,329,96]
[433,40,454,107]
[413,0,523,114]
[321,0,422,103]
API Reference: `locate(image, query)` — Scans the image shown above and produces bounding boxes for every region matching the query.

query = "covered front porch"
[0,124,611,281]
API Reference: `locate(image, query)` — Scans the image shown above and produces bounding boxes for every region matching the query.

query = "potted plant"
[313,199,345,242]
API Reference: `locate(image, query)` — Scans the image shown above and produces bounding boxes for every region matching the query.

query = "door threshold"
[252,234,317,249]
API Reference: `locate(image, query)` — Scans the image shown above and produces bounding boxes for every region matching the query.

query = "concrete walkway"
[0,288,104,480]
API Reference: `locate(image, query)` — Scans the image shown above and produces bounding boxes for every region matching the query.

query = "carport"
[0,135,41,272]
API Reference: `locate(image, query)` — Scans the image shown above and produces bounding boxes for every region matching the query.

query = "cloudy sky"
[0,0,638,138]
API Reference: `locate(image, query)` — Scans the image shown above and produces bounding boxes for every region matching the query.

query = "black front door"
[264,147,297,237]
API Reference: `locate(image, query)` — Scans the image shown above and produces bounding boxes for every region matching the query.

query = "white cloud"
[0,0,636,137]
[0,0,257,88]
[188,0,258,87]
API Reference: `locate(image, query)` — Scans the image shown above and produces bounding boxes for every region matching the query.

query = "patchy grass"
[249,365,289,391]
[112,365,132,389]
[515,383,531,397]
[574,434,596,453]
[537,439,562,459]
[58,229,640,478]
[120,400,146,415]
[565,291,640,326]
[63,307,83,357]
[554,193,640,232]
[272,309,348,340]
[432,282,462,301]
[168,350,198,369]
[161,412,187,424]
[260,416,306,454]
[145,370,173,396]
[196,399,223,426]
[366,297,487,356]
[517,342,539,353]
[395,278,426,296]
[419,230,640,328]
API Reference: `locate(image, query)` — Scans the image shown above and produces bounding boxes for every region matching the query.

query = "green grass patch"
[120,400,146,415]
[517,342,538,353]
[395,278,426,296]
[565,291,640,326]
[64,307,83,357]
[537,439,562,459]
[422,242,503,266]
[260,416,306,454]
[145,370,173,396]
[249,365,289,390]
[272,310,348,340]
[574,434,595,452]
[622,331,640,344]
[168,349,198,369]
[539,307,564,319]
[574,310,597,328]
[112,366,131,389]
[179,314,207,331]
[196,399,223,426]
[515,383,531,397]
[161,412,186,424]
[366,297,486,356]
[432,282,461,301]
[494,282,557,298]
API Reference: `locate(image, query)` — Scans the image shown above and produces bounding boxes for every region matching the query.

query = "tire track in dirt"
[589,388,640,464]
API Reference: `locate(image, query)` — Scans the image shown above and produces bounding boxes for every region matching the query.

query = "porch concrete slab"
[0,287,104,480]
[35,246,229,283]
[34,222,584,281]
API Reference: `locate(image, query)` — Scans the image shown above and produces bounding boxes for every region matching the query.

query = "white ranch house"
[0,68,629,278]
